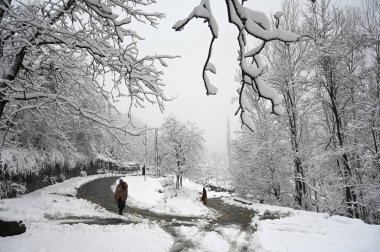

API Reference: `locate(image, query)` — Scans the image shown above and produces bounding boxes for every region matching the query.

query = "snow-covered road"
[77,176,202,224]
[1,174,379,252]
[76,176,257,251]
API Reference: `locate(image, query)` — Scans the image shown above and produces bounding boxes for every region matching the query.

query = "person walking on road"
[114,179,128,215]
[201,186,208,205]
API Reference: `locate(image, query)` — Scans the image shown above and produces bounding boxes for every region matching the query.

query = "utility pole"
[154,128,159,177]
[144,124,147,181]
[376,36,380,102]
[227,115,231,171]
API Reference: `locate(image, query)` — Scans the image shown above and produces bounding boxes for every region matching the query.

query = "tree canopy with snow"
[228,0,380,224]
[159,116,204,188]
[0,0,176,150]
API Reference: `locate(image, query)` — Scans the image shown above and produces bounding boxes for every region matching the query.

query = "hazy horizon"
[114,0,362,155]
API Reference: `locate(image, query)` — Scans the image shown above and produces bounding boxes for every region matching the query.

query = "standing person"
[114,179,128,215]
[201,186,207,205]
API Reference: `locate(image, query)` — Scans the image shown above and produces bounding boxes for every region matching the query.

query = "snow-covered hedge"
[0,148,104,198]
[0,147,90,176]
[0,147,136,198]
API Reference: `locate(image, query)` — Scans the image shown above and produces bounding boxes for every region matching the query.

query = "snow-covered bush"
[0,147,89,177]
[80,171,87,177]
[160,177,177,198]
[0,180,26,199]
[1,148,43,176]
[161,177,175,188]
[259,210,291,221]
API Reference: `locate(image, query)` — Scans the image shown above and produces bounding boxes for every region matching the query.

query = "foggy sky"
[115,0,361,155]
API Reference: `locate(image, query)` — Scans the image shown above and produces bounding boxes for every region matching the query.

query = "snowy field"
[223,198,380,252]
[0,174,379,252]
[0,174,173,252]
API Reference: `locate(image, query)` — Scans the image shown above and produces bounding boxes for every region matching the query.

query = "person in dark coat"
[114,179,128,215]
[201,186,208,205]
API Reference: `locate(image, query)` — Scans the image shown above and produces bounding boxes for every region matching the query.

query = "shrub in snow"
[1,148,41,176]
[160,177,177,199]
[0,181,26,199]
[59,173,66,181]
[161,177,175,188]
[259,210,291,221]
[42,175,60,185]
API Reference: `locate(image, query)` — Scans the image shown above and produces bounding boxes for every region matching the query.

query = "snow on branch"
[173,0,219,95]
[173,0,301,131]
[227,0,301,127]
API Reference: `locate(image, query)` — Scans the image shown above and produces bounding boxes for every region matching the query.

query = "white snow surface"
[223,197,380,252]
[0,174,173,252]
[0,174,379,252]
[176,225,231,252]
[0,222,172,252]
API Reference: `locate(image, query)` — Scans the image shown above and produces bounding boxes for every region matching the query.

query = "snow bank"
[0,222,172,252]
[0,175,115,223]
[223,197,380,252]
[252,213,380,252]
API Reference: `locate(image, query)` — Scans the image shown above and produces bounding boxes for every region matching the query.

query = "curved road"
[77,176,199,223]
[76,176,256,251]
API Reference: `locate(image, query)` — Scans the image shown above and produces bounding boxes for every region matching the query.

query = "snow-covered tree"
[305,0,361,218]
[159,116,204,189]
[265,0,313,209]
[230,89,293,204]
[0,0,176,151]
[300,0,380,221]
[228,0,380,223]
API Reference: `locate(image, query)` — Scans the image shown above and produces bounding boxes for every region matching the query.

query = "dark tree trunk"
[327,65,359,218]
[341,153,359,218]
[273,185,281,201]
[294,156,306,208]
[176,175,180,190]
[0,98,8,119]
[283,74,307,209]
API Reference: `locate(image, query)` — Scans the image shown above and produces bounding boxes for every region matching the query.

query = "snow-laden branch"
[173,0,302,131]
[0,0,176,116]
[228,0,300,130]
[0,0,176,153]
[173,0,219,95]
[7,91,142,135]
